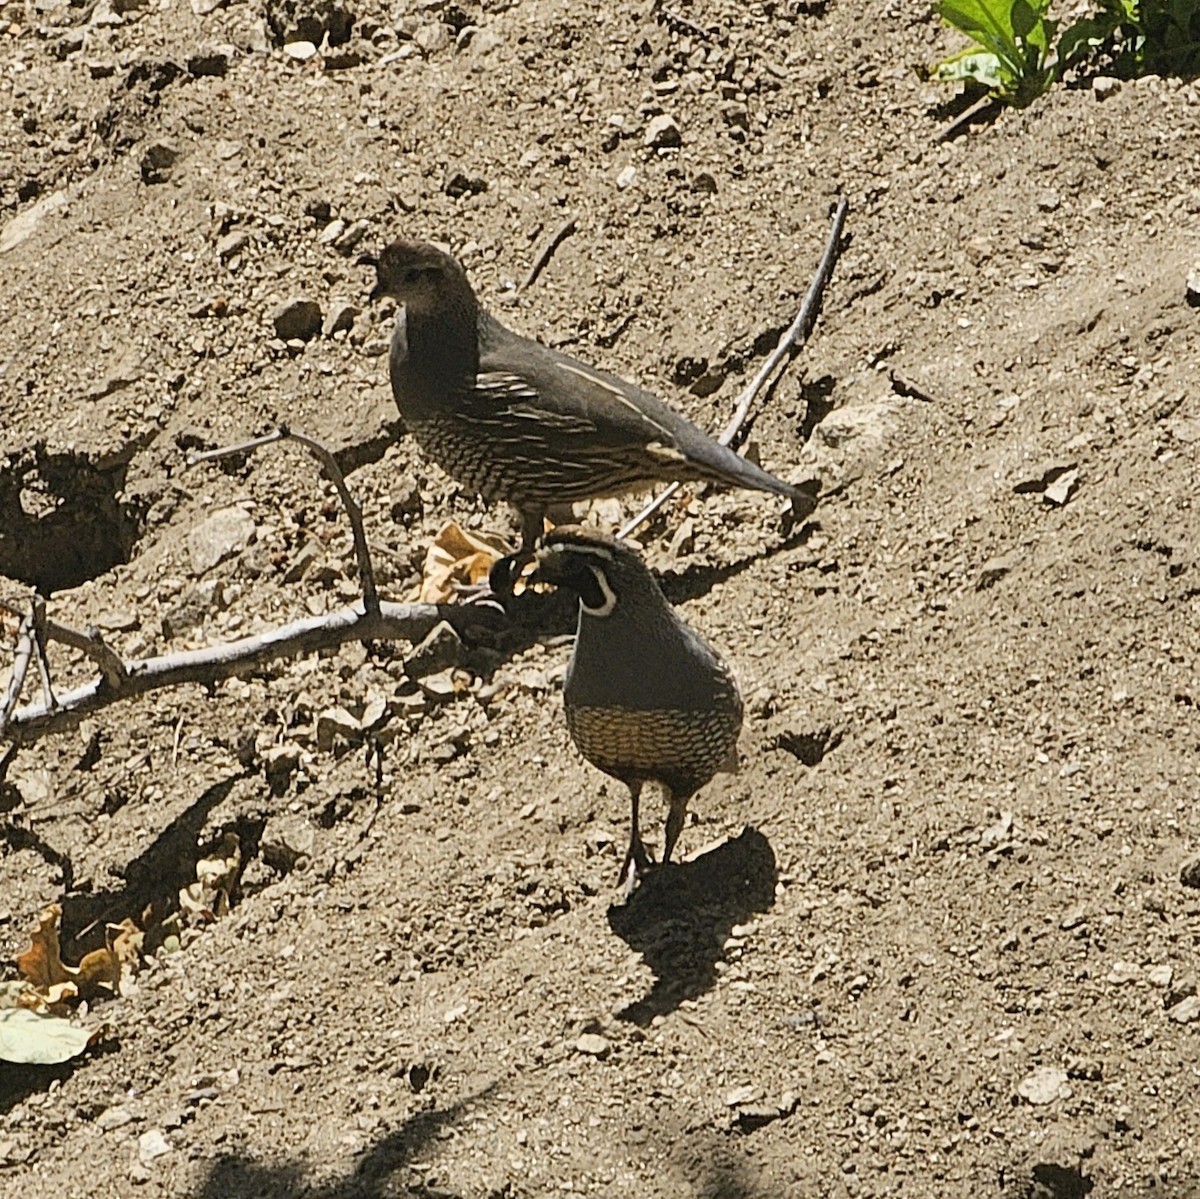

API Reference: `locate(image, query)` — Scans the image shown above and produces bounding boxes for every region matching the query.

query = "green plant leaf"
[1058,16,1121,68]
[937,0,1056,104]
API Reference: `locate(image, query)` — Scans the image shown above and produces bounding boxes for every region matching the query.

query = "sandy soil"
[3,1,1200,1196]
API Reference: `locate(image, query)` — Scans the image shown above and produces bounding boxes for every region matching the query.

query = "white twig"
[5,601,493,741]
[0,607,36,735]
[188,426,380,615]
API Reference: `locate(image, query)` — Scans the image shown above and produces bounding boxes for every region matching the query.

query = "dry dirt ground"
[3,0,1200,1196]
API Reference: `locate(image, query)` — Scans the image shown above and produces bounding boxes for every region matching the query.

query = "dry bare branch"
[619,195,849,540]
[4,600,495,742]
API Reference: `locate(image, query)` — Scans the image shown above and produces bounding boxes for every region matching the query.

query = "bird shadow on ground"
[190,1085,494,1199]
[606,825,776,1026]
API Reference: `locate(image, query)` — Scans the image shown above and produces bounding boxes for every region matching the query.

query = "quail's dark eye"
[401,268,423,285]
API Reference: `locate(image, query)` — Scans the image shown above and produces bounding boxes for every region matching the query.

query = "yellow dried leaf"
[417,521,513,604]
[73,942,119,999]
[109,919,144,987]
[42,982,79,1012]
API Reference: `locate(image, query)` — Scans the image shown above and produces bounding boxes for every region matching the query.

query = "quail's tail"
[686,439,819,517]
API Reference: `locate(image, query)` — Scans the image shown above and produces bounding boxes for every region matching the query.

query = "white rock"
[137,1129,171,1165]
[283,40,318,61]
[188,507,256,575]
[1016,1066,1070,1106]
[0,190,68,254]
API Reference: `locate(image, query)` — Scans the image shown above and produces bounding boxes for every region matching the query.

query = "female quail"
[369,239,817,553]
[516,525,744,891]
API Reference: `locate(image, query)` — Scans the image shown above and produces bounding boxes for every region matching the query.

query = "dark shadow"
[607,826,776,1025]
[192,1085,494,1199]
[50,773,250,961]
[0,443,144,593]
[0,1034,121,1115]
[1000,1160,1094,1199]
[796,374,837,444]
[0,818,76,890]
[0,1060,77,1114]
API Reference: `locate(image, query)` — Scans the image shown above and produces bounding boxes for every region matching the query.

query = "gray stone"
[261,813,316,871]
[137,1129,171,1165]
[645,113,682,148]
[0,190,68,254]
[1016,1066,1070,1106]
[575,1033,610,1058]
[316,706,359,751]
[216,229,251,261]
[405,620,465,679]
[323,300,358,336]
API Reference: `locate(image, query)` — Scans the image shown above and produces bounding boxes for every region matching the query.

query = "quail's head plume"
[370,238,818,557]
[525,525,743,893]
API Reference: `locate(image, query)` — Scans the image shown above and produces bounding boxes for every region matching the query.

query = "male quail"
[369,239,818,554]
[508,525,744,891]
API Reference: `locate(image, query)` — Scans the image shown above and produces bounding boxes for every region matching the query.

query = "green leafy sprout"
[935,0,1200,108]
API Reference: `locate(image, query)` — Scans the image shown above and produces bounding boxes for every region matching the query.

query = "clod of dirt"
[271,296,323,342]
[140,139,181,185]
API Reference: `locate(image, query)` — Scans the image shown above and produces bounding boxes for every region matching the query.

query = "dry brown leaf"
[109,919,144,988]
[15,905,135,1003]
[16,904,72,991]
[416,521,513,604]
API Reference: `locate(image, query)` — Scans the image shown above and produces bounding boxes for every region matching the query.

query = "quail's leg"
[662,790,690,866]
[519,508,547,555]
[618,783,652,897]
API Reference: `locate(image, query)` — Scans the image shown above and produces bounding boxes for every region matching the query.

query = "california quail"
[369,239,818,554]
[508,525,744,892]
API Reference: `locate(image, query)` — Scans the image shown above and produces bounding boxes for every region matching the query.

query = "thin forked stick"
[618,195,849,541]
[31,594,56,711]
[188,427,380,616]
[0,606,36,736]
[522,217,577,291]
[0,600,128,689]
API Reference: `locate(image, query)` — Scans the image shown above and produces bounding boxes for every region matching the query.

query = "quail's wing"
[473,315,707,456]
[473,314,811,503]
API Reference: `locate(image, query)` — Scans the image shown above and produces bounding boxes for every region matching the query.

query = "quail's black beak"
[359,253,386,304]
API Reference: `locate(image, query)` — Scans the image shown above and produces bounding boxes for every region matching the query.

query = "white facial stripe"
[581,564,617,617]
[547,541,614,562]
